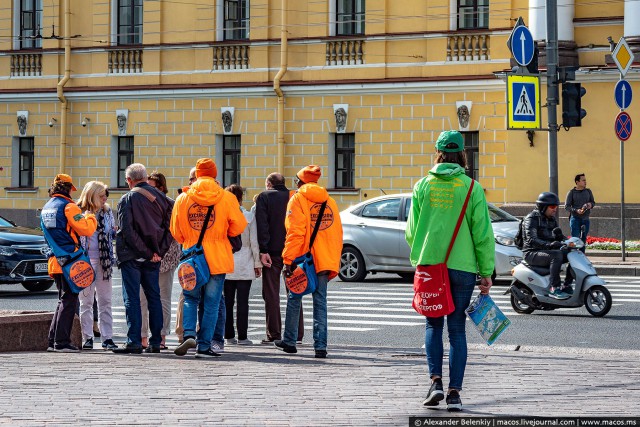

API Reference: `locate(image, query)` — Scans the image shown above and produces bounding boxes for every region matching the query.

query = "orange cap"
[296,165,321,184]
[54,174,77,191]
[195,158,218,178]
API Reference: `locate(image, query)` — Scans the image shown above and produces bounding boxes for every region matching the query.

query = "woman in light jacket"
[224,184,262,345]
[77,181,118,350]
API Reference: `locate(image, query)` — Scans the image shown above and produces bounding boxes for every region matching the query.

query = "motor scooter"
[506,236,612,317]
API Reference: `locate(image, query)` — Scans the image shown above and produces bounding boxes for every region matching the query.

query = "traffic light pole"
[546,0,559,196]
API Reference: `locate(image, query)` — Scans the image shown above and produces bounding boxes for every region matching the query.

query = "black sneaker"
[195,348,221,358]
[144,346,160,353]
[112,345,143,354]
[423,378,445,407]
[315,350,327,359]
[54,344,80,353]
[446,390,463,412]
[274,340,297,354]
[101,339,118,350]
[174,337,197,356]
[82,338,93,350]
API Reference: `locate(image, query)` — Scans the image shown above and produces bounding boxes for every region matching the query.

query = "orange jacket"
[282,183,343,280]
[47,195,97,275]
[170,176,247,275]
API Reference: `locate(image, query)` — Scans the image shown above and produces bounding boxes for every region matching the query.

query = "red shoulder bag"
[412,180,475,317]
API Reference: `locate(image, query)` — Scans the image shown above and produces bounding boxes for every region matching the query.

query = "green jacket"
[405,163,495,277]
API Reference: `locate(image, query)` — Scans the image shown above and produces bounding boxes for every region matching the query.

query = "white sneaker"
[225,338,238,345]
[237,339,253,345]
[211,341,225,353]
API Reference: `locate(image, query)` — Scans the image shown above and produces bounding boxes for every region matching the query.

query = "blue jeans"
[120,260,162,348]
[570,216,590,252]
[283,273,328,350]
[424,269,476,391]
[212,292,226,345]
[183,274,225,351]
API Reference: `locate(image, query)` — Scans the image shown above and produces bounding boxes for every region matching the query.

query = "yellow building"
[0,0,637,224]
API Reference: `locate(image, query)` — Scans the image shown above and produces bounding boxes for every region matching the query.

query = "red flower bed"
[585,236,620,244]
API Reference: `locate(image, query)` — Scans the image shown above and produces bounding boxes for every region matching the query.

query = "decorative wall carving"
[333,104,348,133]
[116,109,129,136]
[455,101,473,131]
[17,111,28,136]
[221,107,235,134]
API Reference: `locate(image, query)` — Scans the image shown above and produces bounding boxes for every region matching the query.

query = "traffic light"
[561,82,587,128]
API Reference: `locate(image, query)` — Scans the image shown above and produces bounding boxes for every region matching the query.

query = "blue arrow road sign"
[615,80,633,110]
[615,111,632,142]
[510,25,535,67]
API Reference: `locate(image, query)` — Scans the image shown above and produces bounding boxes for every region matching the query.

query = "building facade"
[0,0,638,225]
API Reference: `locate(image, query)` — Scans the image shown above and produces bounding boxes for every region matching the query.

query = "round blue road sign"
[614,80,633,110]
[615,111,632,142]
[511,26,535,67]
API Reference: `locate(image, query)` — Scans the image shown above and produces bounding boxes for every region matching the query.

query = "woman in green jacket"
[405,130,495,412]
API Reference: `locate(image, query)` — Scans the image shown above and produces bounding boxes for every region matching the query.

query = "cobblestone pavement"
[0,344,638,426]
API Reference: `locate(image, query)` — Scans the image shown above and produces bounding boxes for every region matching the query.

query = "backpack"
[514,214,542,250]
[514,219,525,250]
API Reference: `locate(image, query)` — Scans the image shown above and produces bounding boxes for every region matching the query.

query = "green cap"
[435,130,464,152]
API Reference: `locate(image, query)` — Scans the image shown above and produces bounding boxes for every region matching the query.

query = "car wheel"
[22,281,54,292]
[339,246,367,282]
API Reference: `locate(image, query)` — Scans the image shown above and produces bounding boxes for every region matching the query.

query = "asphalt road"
[1,272,638,351]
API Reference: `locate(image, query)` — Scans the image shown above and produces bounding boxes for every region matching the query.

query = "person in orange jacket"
[275,165,343,359]
[41,174,97,352]
[171,158,247,358]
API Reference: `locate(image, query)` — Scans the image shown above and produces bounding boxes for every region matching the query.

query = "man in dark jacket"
[255,172,303,344]
[564,173,595,252]
[522,192,572,299]
[114,163,172,353]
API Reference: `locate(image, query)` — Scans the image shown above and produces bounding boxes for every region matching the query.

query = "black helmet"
[536,192,560,212]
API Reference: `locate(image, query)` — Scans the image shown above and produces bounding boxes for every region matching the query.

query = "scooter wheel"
[510,285,535,314]
[583,285,612,317]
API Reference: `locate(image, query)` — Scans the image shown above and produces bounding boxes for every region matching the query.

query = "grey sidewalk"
[0,344,638,426]
[590,253,640,276]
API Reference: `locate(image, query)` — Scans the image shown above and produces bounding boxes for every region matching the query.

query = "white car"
[339,193,523,282]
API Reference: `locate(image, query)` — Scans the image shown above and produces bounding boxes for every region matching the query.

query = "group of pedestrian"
[42,158,343,360]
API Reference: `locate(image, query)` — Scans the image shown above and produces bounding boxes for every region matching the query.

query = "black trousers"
[48,274,79,348]
[524,249,570,290]
[262,255,304,341]
[224,279,252,340]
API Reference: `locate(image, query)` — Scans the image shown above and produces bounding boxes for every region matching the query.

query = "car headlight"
[495,235,515,246]
[0,245,18,256]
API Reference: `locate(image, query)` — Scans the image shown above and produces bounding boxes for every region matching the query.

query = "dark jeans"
[120,260,162,348]
[570,216,590,253]
[224,279,252,340]
[262,254,304,341]
[524,249,569,289]
[48,274,79,348]
[424,269,476,391]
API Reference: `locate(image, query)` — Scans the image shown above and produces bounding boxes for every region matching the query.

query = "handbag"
[285,201,327,298]
[40,220,95,294]
[177,205,213,292]
[412,180,475,317]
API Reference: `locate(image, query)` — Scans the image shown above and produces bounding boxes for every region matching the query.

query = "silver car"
[338,193,523,282]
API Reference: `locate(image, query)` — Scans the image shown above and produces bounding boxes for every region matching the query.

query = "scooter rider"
[522,192,573,299]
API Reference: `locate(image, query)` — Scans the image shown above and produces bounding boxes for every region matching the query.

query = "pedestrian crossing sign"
[507,74,541,130]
